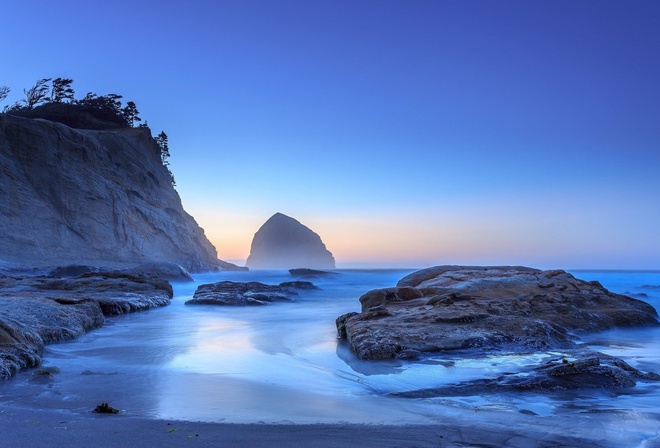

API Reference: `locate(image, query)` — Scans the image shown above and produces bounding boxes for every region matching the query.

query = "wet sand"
[0,405,619,448]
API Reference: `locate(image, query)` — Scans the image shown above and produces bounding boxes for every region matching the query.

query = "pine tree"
[50,78,75,103]
[121,101,141,127]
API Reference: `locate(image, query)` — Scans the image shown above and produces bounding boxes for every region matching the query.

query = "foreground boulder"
[246,213,335,269]
[186,280,316,306]
[0,272,173,379]
[337,266,659,360]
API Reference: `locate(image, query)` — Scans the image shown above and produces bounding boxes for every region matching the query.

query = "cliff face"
[246,213,335,269]
[0,114,220,271]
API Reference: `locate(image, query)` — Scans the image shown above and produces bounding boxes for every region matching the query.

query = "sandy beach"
[0,405,626,448]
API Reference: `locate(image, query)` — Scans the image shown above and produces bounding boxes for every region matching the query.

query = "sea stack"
[246,213,335,269]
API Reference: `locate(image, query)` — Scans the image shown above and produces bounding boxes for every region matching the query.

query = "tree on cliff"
[22,78,51,109]
[75,92,126,127]
[155,131,170,164]
[0,86,9,103]
[3,79,147,130]
[155,131,175,186]
[121,101,141,127]
[50,78,75,103]
[3,80,172,171]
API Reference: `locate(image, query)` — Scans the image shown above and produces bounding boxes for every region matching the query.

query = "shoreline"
[2,269,659,447]
[0,405,620,448]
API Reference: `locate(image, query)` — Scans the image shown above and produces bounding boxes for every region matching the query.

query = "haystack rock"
[246,213,335,269]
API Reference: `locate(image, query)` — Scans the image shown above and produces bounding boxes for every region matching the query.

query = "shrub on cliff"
[2,78,141,130]
[8,101,126,130]
[2,78,172,173]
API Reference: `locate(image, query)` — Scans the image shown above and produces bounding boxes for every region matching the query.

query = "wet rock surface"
[186,280,317,306]
[120,261,194,282]
[47,264,101,278]
[0,272,173,379]
[289,268,337,278]
[392,350,660,397]
[337,266,659,361]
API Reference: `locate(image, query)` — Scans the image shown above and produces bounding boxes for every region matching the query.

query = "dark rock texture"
[393,350,660,397]
[0,114,225,272]
[0,272,173,379]
[289,268,336,278]
[246,213,335,269]
[120,262,194,282]
[185,280,316,306]
[337,266,659,360]
[48,265,101,278]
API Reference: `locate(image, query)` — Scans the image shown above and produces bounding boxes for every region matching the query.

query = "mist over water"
[1,269,659,443]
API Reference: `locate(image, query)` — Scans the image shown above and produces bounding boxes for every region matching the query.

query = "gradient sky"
[2,1,659,269]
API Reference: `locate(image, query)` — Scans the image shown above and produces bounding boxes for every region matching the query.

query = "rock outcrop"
[120,262,194,282]
[289,268,337,278]
[337,266,659,360]
[185,280,317,306]
[392,350,660,397]
[246,213,335,269]
[0,114,226,272]
[0,272,173,379]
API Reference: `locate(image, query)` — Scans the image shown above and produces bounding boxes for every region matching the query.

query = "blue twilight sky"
[2,1,659,269]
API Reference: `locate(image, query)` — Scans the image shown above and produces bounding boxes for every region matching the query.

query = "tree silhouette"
[50,78,75,103]
[154,131,175,185]
[121,101,141,127]
[23,78,51,109]
[0,86,9,103]
[155,131,170,164]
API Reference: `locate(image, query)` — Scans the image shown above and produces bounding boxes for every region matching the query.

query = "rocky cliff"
[0,114,221,271]
[246,213,335,269]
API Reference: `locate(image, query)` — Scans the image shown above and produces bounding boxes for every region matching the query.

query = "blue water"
[0,269,659,445]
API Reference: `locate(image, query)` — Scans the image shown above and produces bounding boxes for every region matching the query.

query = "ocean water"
[1,268,659,444]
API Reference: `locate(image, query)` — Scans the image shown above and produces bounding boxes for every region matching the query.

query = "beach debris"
[92,402,120,414]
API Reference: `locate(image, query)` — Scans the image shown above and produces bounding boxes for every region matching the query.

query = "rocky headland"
[0,114,235,272]
[0,271,173,379]
[336,266,660,394]
[246,213,335,269]
[0,111,243,380]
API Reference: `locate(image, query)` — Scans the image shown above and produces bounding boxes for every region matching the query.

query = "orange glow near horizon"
[193,201,659,270]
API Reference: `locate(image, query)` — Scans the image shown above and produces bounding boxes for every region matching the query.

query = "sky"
[2,1,659,269]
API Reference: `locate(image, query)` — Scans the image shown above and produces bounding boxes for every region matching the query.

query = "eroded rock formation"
[392,350,660,397]
[0,272,173,379]
[337,266,659,360]
[246,213,335,269]
[0,114,226,272]
[185,280,317,306]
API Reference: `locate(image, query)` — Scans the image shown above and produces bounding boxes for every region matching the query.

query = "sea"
[1,268,659,445]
